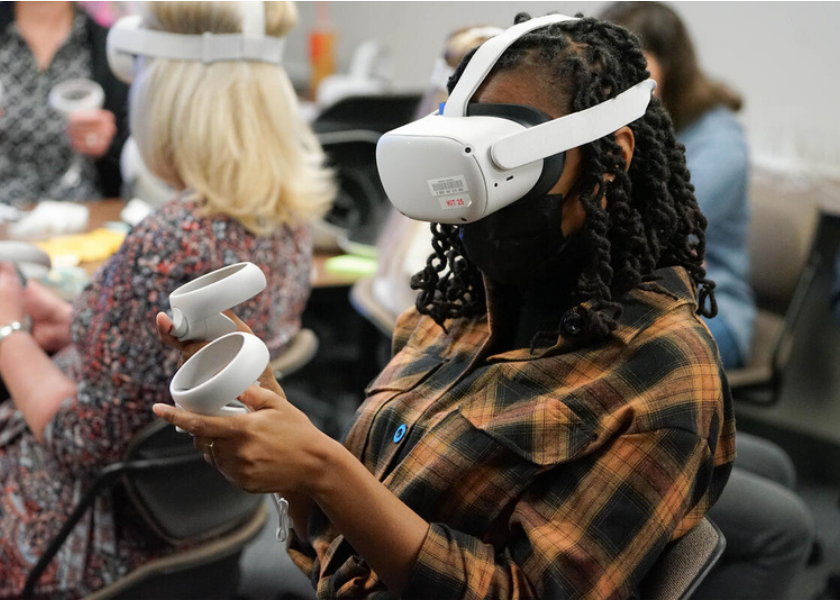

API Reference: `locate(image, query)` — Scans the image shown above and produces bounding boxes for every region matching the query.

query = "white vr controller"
[169,262,266,342]
[170,331,269,416]
[0,241,52,280]
[168,262,270,418]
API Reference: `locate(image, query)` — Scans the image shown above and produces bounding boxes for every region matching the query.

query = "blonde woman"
[0,2,333,597]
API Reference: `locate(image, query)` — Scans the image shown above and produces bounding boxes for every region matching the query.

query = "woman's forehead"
[474,67,567,119]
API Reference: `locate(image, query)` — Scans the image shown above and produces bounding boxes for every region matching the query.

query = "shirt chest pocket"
[457,390,597,468]
[374,392,598,537]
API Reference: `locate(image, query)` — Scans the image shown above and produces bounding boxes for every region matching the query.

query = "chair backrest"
[313,92,422,134]
[270,328,319,380]
[315,130,392,253]
[748,171,820,315]
[350,274,399,338]
[638,517,726,600]
[123,419,263,545]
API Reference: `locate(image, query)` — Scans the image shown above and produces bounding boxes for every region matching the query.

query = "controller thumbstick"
[171,308,188,339]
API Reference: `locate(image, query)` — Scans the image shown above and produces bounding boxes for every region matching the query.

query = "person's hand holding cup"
[67,109,116,158]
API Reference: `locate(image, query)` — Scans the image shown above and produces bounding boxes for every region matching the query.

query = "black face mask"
[460,190,584,286]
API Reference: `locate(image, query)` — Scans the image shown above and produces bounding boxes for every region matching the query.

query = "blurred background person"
[602,1,752,368]
[0,1,334,597]
[0,1,128,207]
[601,3,816,599]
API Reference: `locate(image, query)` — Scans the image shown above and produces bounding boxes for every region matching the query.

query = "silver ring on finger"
[206,439,217,467]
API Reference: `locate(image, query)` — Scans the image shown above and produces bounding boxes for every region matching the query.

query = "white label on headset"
[428,175,469,197]
[439,194,472,210]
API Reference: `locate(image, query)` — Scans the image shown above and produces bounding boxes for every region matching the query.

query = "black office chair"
[314,130,392,257]
[637,517,726,600]
[312,92,422,135]
[270,328,320,381]
[23,419,266,600]
[268,326,354,440]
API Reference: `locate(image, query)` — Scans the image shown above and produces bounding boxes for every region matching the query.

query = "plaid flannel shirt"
[288,266,736,600]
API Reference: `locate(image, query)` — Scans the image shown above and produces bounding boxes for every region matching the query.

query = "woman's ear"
[615,126,635,171]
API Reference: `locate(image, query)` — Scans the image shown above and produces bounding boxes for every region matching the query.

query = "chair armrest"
[770,251,822,394]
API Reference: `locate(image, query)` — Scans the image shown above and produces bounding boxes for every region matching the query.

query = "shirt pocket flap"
[365,347,447,395]
[458,391,596,466]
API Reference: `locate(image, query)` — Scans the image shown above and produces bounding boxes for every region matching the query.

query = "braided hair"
[411,13,717,339]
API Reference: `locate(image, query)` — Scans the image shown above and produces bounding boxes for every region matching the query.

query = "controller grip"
[202,313,238,340]
[171,311,237,342]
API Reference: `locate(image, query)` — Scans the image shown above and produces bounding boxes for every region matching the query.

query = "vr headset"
[106,1,285,84]
[376,13,656,225]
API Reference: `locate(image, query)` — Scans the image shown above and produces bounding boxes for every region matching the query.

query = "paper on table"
[324,254,377,277]
[35,228,126,266]
[9,201,89,237]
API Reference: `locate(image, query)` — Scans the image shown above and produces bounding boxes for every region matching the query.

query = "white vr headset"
[106,0,285,84]
[376,14,656,225]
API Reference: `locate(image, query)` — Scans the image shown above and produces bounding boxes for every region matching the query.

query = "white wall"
[285,1,840,179]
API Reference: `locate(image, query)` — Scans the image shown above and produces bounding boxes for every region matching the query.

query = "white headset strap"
[112,1,284,65]
[444,14,578,118]
[491,79,656,169]
[241,1,265,37]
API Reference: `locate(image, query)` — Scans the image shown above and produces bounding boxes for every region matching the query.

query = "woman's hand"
[155,374,431,597]
[153,384,340,495]
[0,264,77,440]
[23,279,72,353]
[0,262,25,325]
[67,109,116,158]
[156,310,282,395]
[155,311,211,364]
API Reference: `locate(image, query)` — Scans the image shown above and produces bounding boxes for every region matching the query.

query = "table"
[0,199,362,289]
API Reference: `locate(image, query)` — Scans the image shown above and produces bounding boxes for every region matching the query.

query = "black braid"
[412,13,716,336]
[410,223,485,328]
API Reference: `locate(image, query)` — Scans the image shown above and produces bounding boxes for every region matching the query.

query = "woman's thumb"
[238,383,286,412]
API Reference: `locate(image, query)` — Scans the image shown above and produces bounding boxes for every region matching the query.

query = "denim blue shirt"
[679,107,756,362]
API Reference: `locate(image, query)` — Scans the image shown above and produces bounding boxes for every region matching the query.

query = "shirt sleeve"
[42,217,197,477]
[403,428,714,600]
[684,115,749,231]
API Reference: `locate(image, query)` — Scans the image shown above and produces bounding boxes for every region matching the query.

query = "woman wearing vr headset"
[156,12,734,600]
[0,2,333,597]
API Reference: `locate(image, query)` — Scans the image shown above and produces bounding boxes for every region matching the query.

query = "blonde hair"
[131,1,335,234]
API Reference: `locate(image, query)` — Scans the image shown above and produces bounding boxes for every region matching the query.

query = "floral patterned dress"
[0,196,313,598]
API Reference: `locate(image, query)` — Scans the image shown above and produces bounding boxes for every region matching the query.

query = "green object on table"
[324,254,377,277]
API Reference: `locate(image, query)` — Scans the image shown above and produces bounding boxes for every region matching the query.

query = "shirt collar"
[481,266,699,361]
